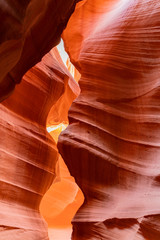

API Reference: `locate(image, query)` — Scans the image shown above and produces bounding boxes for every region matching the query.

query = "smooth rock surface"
[0,49,79,239]
[58,0,160,239]
[0,0,79,101]
[40,53,83,230]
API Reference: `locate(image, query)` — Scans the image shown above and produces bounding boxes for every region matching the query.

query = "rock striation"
[58,0,160,239]
[0,0,79,102]
[40,48,83,231]
[0,49,79,240]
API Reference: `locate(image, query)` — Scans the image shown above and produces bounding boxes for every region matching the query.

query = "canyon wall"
[0,0,79,102]
[0,50,79,240]
[58,0,160,239]
[1,0,160,239]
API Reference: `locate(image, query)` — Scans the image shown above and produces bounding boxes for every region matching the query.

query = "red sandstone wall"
[1,0,160,239]
[58,0,160,239]
[0,50,79,239]
[0,0,79,101]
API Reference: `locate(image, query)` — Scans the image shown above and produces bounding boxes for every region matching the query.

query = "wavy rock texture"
[58,0,160,239]
[0,49,79,240]
[40,49,83,232]
[0,0,79,101]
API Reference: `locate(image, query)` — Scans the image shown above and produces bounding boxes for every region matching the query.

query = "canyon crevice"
[1,0,160,240]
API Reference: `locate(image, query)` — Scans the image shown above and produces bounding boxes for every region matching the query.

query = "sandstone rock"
[0,50,79,239]
[40,48,83,231]
[0,0,79,102]
[58,0,160,239]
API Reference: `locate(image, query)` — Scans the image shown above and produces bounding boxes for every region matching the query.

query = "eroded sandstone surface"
[0,0,79,101]
[1,0,160,239]
[58,0,160,239]
[0,49,80,240]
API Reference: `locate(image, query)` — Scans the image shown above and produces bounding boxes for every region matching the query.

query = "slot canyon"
[0,0,160,240]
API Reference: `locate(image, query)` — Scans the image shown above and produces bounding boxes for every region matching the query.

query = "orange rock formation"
[1,0,160,240]
[0,49,81,239]
[40,48,83,232]
[58,0,160,239]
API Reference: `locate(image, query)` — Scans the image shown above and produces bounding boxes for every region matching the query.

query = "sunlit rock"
[40,48,83,235]
[58,0,160,239]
